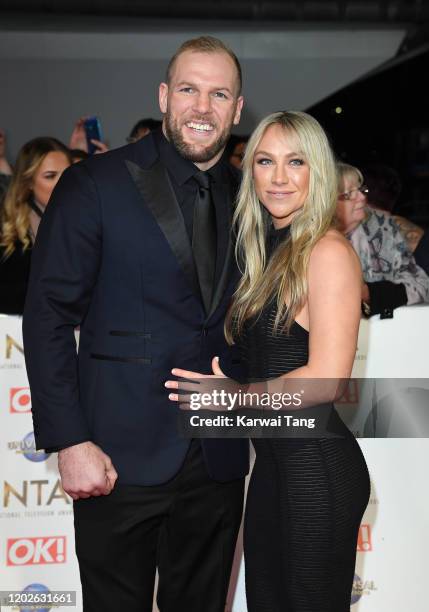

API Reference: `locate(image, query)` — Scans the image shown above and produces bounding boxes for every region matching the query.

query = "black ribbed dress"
[238,226,371,612]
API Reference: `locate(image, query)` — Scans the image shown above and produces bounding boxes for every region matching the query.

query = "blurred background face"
[132,127,150,141]
[229,140,247,168]
[31,151,70,207]
[336,171,367,234]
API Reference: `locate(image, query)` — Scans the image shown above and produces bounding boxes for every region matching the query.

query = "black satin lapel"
[125,159,200,299]
[207,182,234,321]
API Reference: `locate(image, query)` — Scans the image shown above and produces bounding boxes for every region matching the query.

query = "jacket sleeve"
[23,162,102,450]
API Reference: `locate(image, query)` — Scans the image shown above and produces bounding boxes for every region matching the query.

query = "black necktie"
[192,170,217,314]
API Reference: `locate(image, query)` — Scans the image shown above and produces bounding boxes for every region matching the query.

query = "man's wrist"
[48,439,92,454]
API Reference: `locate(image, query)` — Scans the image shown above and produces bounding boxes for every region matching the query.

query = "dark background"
[308,44,429,226]
[2,0,429,224]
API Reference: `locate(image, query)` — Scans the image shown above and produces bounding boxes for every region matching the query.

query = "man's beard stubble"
[164,112,234,164]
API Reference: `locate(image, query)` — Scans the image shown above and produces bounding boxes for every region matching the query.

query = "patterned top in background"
[349,207,429,305]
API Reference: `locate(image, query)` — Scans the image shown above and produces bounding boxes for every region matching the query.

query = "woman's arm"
[298,231,361,378]
[414,229,429,276]
[392,214,424,253]
[262,231,362,405]
[167,231,362,409]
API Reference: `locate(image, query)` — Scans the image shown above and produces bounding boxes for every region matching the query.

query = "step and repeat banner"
[1,307,428,611]
[0,316,81,610]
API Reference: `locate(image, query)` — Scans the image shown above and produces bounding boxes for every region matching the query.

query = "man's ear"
[233,96,244,126]
[159,82,168,114]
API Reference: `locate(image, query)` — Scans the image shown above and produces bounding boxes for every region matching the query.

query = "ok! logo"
[357,524,372,552]
[6,536,67,566]
[10,388,32,414]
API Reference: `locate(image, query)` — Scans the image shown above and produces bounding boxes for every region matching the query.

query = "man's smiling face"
[159,50,243,169]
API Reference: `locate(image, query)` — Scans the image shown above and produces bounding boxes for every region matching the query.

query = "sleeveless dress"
[238,226,371,612]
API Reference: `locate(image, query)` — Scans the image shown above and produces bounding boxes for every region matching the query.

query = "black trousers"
[73,441,245,611]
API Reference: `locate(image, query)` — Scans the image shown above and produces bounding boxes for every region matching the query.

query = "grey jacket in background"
[349,207,429,305]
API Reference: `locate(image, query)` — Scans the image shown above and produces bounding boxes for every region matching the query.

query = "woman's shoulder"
[309,229,361,274]
[312,228,356,256]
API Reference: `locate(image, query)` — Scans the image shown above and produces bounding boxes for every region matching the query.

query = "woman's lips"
[267,191,295,198]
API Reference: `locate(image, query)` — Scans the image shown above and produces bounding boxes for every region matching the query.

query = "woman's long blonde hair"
[225,111,338,343]
[1,137,71,257]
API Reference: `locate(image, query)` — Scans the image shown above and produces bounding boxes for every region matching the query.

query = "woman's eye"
[43,173,57,179]
[290,158,305,166]
[256,158,272,165]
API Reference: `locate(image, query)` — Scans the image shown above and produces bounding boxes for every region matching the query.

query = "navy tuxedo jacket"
[23,133,249,485]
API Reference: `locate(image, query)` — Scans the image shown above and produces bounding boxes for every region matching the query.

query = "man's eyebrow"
[175,81,196,88]
[213,86,234,95]
[175,81,234,95]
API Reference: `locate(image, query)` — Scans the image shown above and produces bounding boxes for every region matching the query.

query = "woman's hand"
[90,138,109,154]
[165,356,239,410]
[69,117,88,151]
[69,117,109,154]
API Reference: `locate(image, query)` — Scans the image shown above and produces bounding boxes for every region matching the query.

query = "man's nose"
[193,92,212,114]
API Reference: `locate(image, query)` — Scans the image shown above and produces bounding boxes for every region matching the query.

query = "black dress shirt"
[153,128,231,242]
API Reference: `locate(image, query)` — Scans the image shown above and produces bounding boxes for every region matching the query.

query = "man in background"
[127,117,162,143]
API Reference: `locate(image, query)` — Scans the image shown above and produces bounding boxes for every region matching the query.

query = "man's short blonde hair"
[166,35,242,95]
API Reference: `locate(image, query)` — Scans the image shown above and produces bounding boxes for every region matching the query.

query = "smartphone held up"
[84,116,103,155]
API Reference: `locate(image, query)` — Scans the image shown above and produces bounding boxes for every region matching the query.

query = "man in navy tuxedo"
[23,36,248,611]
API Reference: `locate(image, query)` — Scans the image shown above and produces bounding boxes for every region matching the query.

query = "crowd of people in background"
[0,117,428,317]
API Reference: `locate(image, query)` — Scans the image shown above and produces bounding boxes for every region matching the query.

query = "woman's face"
[31,151,70,207]
[336,172,367,234]
[253,124,310,229]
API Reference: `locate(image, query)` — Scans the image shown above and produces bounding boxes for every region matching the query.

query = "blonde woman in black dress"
[167,111,370,611]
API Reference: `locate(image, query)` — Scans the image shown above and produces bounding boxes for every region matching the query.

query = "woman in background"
[0,129,13,204]
[336,162,429,317]
[0,136,71,314]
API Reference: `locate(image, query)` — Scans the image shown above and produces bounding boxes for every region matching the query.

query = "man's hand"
[58,441,118,500]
